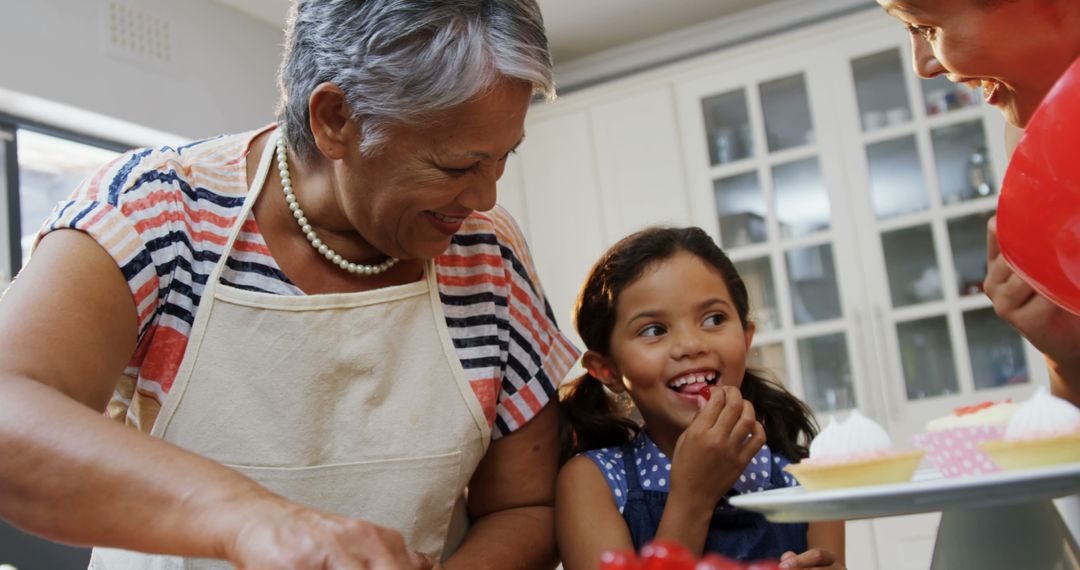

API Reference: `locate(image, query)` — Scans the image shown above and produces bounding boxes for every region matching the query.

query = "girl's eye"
[703,313,726,327]
[639,324,666,338]
[906,24,937,41]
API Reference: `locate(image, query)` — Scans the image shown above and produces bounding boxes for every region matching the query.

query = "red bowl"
[997,55,1080,316]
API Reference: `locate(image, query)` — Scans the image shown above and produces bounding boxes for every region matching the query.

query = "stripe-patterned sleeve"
[486,207,580,438]
[35,149,168,340]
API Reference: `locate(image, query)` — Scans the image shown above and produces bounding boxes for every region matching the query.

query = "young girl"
[556,226,844,570]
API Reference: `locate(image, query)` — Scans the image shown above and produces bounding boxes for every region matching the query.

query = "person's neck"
[643,426,680,459]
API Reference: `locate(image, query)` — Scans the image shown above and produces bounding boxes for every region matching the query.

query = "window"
[0,117,128,283]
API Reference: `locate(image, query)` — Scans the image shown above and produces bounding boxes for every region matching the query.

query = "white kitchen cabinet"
[589,86,692,238]
[514,109,608,340]
[512,7,1054,567]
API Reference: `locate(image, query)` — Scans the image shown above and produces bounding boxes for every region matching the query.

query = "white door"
[826,26,1044,442]
[675,14,1046,444]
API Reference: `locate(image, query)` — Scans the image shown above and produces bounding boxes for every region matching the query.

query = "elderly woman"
[0,1,578,568]
[876,0,1080,407]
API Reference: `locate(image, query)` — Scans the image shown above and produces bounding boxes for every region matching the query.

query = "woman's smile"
[425,210,468,235]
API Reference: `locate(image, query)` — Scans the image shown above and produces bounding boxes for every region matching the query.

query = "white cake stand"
[730,462,1080,569]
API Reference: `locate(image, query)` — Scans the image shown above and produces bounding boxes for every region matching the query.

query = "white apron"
[90,131,490,569]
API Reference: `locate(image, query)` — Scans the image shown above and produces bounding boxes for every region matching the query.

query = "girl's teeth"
[669,373,717,389]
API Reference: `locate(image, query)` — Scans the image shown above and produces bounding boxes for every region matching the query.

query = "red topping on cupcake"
[954,399,1012,416]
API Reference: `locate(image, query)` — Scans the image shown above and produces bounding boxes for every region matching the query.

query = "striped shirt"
[39,125,579,439]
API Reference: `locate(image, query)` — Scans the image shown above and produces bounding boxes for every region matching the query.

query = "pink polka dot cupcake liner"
[910,425,1005,478]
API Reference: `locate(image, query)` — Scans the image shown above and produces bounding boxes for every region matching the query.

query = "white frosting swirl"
[1004,388,1080,441]
[808,410,892,462]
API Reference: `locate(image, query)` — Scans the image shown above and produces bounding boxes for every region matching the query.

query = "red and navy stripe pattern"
[39,126,579,438]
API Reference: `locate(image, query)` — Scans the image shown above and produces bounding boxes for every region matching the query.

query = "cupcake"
[783,410,923,490]
[910,399,1017,478]
[979,388,1080,471]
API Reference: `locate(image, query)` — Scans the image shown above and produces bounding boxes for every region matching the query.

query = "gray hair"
[277,0,555,159]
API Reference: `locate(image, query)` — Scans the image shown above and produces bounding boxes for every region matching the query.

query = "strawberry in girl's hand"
[701,386,711,402]
[600,549,642,570]
[639,540,697,570]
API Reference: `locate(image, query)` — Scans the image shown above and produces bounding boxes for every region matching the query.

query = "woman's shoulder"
[445,205,528,259]
[460,204,525,238]
[438,205,549,299]
[86,128,263,207]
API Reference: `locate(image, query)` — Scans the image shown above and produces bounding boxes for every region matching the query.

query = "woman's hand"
[778,548,843,569]
[669,385,766,508]
[229,501,432,570]
[985,217,1080,405]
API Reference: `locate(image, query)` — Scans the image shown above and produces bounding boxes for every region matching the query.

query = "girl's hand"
[778,548,844,569]
[228,500,428,569]
[669,385,766,507]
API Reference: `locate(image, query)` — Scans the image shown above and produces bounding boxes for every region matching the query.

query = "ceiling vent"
[100,0,175,72]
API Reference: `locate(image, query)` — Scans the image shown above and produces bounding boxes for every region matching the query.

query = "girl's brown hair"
[559,226,818,464]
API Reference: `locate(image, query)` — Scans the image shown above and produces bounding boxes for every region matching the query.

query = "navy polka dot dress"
[583,430,799,513]
[582,430,807,560]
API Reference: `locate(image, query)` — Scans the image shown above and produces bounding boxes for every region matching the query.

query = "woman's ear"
[582,350,624,393]
[308,82,355,161]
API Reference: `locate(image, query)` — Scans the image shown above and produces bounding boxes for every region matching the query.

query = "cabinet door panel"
[517,111,606,333]
[496,154,530,239]
[590,87,691,238]
[834,26,1037,440]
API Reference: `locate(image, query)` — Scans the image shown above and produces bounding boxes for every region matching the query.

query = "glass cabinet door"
[847,43,1030,437]
[694,68,859,417]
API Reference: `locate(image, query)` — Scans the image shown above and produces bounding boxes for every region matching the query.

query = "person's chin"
[412,236,456,259]
[1001,94,1040,130]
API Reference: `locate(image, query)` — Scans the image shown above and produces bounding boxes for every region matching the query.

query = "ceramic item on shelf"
[997,56,1080,316]
[886,106,910,125]
[862,110,886,130]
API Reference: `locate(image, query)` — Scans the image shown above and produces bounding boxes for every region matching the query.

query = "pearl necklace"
[275,129,399,275]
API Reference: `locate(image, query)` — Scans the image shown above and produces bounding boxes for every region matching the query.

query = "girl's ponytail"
[558,372,640,465]
[741,370,817,462]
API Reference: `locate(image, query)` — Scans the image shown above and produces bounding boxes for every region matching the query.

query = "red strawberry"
[694,553,745,570]
[599,550,642,570]
[701,386,711,401]
[640,540,696,570]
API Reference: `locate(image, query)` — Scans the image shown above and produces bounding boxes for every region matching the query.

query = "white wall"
[0,0,283,145]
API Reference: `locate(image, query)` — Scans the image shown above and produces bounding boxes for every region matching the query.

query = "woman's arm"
[445,402,564,570]
[0,230,420,568]
[778,521,845,569]
[985,218,1080,406]
[555,454,635,570]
